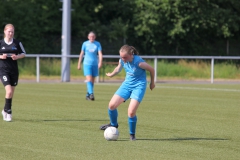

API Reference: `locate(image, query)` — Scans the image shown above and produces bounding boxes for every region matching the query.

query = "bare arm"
[77,51,84,70]
[98,50,103,69]
[139,62,155,90]
[106,60,123,77]
[12,53,25,60]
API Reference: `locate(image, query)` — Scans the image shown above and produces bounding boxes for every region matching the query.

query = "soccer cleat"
[89,94,95,101]
[5,113,12,122]
[100,123,118,130]
[2,110,7,121]
[130,134,136,141]
[86,95,90,100]
[2,110,11,122]
[86,93,94,101]
[86,93,90,100]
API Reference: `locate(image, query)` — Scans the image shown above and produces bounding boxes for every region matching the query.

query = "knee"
[6,90,13,98]
[108,102,117,110]
[128,111,136,117]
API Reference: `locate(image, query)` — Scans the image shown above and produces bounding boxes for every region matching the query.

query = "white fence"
[26,54,240,83]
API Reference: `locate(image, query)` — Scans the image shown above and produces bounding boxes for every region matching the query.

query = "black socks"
[4,98,12,114]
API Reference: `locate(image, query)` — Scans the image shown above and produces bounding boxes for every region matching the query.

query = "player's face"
[120,51,132,63]
[88,33,96,42]
[4,27,14,39]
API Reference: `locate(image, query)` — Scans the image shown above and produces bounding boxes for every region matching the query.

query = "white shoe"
[2,110,7,121]
[6,113,12,122]
[2,110,12,122]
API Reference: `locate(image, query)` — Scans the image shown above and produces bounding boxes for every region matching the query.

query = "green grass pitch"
[0,82,239,160]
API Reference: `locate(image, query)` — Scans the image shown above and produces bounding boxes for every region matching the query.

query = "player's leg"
[0,74,15,122]
[128,87,146,140]
[100,84,130,130]
[89,77,95,100]
[3,85,15,121]
[109,84,131,127]
[99,94,125,130]
[83,64,93,100]
[128,99,140,141]
[88,65,98,100]
[85,75,93,100]
[108,94,125,126]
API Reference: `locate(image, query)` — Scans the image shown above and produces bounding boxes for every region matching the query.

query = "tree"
[131,0,240,55]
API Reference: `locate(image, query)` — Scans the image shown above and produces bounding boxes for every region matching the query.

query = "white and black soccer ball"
[104,127,119,141]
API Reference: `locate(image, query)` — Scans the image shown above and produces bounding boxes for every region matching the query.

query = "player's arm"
[8,42,26,60]
[98,50,103,69]
[77,50,84,70]
[139,62,155,90]
[13,53,25,60]
[0,53,25,60]
[106,60,123,77]
[11,42,26,60]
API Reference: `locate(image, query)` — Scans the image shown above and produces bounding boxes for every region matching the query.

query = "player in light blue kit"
[78,31,103,101]
[100,45,155,141]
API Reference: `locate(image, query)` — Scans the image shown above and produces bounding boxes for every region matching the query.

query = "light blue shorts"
[83,64,98,77]
[115,83,147,103]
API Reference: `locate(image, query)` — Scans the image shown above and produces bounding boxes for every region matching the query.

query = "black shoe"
[130,134,136,141]
[86,95,90,100]
[86,93,90,100]
[86,93,94,101]
[99,123,118,130]
[89,94,95,101]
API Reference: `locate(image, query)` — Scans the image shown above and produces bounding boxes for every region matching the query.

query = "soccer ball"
[104,127,119,141]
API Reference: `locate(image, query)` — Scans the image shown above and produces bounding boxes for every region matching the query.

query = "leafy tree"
[0,0,62,53]
[0,0,240,56]
[131,0,240,55]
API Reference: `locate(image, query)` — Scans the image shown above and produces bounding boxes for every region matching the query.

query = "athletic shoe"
[1,110,11,122]
[86,95,90,100]
[89,94,95,101]
[2,110,7,121]
[86,94,94,101]
[99,123,118,130]
[5,113,12,122]
[86,93,90,100]
[130,134,136,141]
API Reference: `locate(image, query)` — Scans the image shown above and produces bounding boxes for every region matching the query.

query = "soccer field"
[0,83,239,160]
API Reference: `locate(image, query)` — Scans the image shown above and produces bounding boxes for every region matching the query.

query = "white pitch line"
[97,83,240,92]
[157,86,240,92]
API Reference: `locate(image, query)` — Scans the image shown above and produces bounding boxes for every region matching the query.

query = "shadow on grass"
[135,137,228,141]
[14,119,109,122]
[43,119,108,122]
[114,137,229,142]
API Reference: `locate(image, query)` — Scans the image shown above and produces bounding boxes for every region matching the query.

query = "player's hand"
[106,73,112,77]
[1,54,7,59]
[149,82,155,90]
[11,54,18,60]
[98,63,102,69]
[77,65,81,70]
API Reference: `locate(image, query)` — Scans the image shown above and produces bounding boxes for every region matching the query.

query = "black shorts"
[0,73,19,86]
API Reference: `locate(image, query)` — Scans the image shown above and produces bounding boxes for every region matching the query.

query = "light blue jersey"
[115,55,147,102]
[120,55,147,88]
[81,40,102,65]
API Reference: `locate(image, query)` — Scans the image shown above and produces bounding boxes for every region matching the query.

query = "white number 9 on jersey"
[3,76,8,81]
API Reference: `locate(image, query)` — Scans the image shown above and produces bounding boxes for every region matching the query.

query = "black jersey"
[0,39,26,74]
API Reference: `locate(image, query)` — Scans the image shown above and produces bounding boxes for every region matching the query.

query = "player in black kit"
[0,24,26,122]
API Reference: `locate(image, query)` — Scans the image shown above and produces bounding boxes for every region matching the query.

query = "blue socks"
[128,116,137,135]
[108,109,118,127]
[108,108,137,135]
[86,81,93,94]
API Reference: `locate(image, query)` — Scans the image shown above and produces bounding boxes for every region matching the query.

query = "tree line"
[0,0,240,56]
